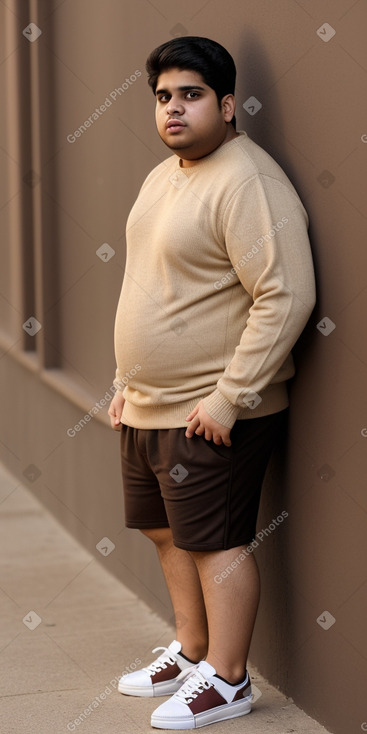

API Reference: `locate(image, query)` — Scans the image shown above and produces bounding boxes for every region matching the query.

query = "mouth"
[166,119,186,133]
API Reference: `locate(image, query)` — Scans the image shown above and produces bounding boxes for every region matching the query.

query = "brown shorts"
[119,410,287,551]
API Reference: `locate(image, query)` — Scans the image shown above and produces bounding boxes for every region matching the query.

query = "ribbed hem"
[120,396,201,429]
[120,383,289,429]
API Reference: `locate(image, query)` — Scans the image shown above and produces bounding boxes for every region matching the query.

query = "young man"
[108,36,316,730]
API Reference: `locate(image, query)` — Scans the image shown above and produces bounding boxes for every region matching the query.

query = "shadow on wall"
[238,27,317,207]
[251,409,291,690]
[237,31,286,168]
[238,27,321,304]
[236,28,319,692]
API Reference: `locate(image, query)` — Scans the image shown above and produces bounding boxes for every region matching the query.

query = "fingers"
[109,413,122,430]
[222,437,232,447]
[185,418,231,446]
[108,394,125,431]
[211,433,231,446]
[166,398,233,446]
[185,406,199,421]
[185,415,200,438]
[108,407,122,430]
[212,434,222,445]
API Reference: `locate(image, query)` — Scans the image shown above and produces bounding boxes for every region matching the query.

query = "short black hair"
[146,36,237,129]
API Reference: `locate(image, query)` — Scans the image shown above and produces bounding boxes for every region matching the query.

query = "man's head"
[146,36,237,127]
[145,37,238,165]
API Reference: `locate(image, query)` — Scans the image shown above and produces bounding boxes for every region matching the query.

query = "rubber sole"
[151,697,252,729]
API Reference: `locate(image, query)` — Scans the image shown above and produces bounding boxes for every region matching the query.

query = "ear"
[221,94,236,123]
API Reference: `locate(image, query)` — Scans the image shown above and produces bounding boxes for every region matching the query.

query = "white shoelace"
[174,669,211,704]
[143,646,179,674]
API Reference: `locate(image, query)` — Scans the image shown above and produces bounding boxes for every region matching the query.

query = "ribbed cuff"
[202,389,240,429]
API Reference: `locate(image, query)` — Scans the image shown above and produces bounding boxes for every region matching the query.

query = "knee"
[140,527,173,549]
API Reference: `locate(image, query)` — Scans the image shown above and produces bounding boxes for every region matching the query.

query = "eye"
[186,91,200,99]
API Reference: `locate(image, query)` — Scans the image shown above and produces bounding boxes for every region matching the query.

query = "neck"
[179,126,239,168]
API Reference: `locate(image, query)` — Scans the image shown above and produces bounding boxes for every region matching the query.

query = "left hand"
[185,400,232,446]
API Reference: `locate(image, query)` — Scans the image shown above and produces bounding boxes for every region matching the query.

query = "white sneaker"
[118,640,198,697]
[151,660,252,729]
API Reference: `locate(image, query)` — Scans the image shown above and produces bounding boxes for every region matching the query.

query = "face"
[154,68,237,166]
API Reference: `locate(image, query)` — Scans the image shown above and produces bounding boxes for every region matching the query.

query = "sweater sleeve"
[202,174,316,428]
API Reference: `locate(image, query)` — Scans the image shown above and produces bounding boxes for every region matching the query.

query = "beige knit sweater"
[113,131,316,429]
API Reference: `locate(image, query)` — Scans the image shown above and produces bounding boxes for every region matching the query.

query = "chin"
[161,139,192,152]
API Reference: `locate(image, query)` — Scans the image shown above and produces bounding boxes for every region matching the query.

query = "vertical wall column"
[26,0,60,367]
[5,1,34,350]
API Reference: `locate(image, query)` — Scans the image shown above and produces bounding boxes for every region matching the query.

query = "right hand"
[108,392,125,431]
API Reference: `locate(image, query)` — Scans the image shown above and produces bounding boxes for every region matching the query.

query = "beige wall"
[1,2,366,732]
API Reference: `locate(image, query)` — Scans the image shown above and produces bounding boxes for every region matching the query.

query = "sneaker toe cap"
[151,698,194,724]
[119,669,152,688]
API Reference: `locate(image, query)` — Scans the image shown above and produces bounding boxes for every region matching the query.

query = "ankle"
[178,641,207,664]
[207,658,247,685]
[215,669,247,685]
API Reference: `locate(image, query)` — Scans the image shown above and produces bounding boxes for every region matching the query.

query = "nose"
[166,98,184,116]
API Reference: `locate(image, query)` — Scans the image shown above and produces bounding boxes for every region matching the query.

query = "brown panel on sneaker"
[151,662,181,684]
[188,685,226,714]
[232,680,251,702]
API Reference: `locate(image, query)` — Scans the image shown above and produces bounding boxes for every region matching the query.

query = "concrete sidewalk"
[0,463,332,734]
